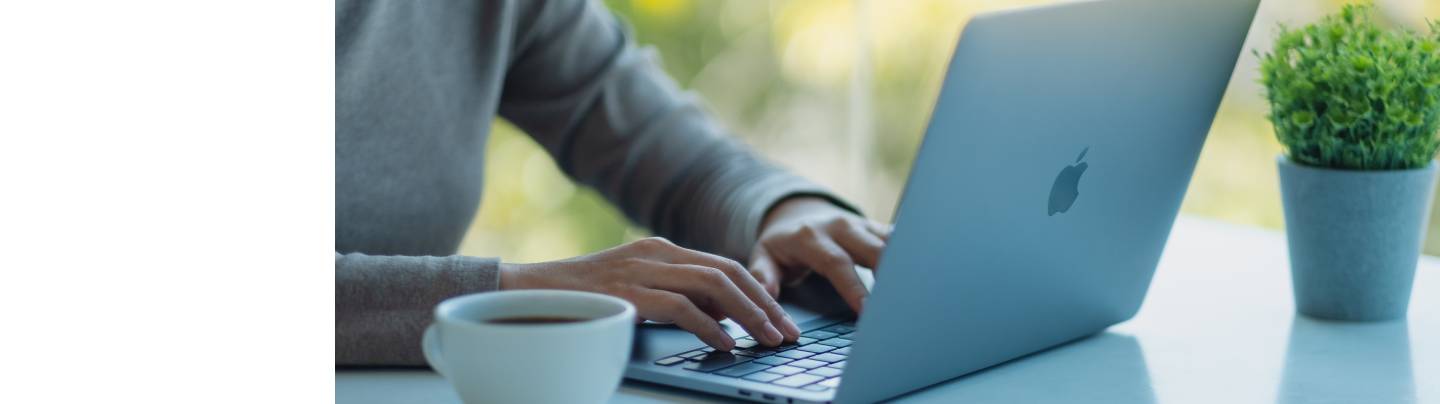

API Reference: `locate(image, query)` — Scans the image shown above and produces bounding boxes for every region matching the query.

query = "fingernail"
[784,322,801,339]
[780,316,801,338]
[764,322,783,344]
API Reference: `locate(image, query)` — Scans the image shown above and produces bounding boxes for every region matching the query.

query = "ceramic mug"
[423,290,636,404]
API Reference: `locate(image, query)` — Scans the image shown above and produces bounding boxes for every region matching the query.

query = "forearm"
[335,252,499,365]
[659,147,853,261]
[494,0,857,261]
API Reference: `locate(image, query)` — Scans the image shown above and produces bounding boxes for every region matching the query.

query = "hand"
[749,197,891,313]
[499,237,802,350]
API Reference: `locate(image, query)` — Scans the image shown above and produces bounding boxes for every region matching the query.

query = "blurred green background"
[458,0,1440,263]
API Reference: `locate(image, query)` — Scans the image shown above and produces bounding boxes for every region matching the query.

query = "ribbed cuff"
[448,255,501,294]
[335,253,501,365]
[715,172,861,262]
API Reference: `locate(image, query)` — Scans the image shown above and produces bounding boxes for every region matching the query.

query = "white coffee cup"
[423,290,636,404]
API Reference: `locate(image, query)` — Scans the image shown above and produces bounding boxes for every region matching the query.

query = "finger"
[865,220,892,241]
[695,296,727,321]
[683,291,727,321]
[748,249,782,299]
[693,278,754,321]
[788,229,869,313]
[647,264,786,346]
[829,219,886,269]
[634,289,734,350]
[650,247,801,343]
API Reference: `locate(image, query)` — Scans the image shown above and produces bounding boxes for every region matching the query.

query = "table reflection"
[1277,317,1415,404]
[897,332,1156,403]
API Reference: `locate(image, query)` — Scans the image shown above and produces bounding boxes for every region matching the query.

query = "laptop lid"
[835,0,1259,402]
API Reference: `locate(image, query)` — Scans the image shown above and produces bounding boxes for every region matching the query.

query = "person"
[336,0,890,365]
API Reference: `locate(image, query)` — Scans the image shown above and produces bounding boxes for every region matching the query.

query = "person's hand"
[498,237,801,350]
[749,197,891,313]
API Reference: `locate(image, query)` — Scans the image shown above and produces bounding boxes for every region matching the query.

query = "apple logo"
[1048,147,1089,216]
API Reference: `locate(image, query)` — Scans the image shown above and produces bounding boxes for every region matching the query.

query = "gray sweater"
[336,0,842,365]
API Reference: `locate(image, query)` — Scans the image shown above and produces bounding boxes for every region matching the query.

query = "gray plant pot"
[1278,156,1437,321]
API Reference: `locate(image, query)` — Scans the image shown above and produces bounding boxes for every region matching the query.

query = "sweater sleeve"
[335,252,500,365]
[498,0,858,261]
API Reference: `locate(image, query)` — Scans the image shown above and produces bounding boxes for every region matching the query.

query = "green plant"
[1258,4,1440,170]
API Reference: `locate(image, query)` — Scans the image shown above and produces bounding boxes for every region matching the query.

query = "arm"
[333,1,815,365]
[335,252,498,365]
[499,0,889,314]
[497,0,855,262]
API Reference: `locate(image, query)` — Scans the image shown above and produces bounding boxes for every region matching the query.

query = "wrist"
[498,262,532,290]
[762,196,839,232]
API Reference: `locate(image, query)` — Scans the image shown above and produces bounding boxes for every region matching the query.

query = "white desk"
[336,217,1440,403]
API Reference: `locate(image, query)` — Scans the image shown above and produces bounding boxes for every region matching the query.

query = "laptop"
[625,0,1260,402]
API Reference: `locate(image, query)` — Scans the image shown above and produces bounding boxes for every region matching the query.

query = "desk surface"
[336,217,1440,403]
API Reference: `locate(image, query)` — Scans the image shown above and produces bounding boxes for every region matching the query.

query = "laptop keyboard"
[651,321,856,393]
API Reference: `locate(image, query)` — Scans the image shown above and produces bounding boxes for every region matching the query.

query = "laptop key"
[773,373,825,388]
[821,324,856,334]
[767,365,805,375]
[827,361,846,369]
[734,338,759,349]
[738,344,780,353]
[714,362,772,378]
[811,353,846,363]
[653,357,685,366]
[806,367,842,378]
[818,338,853,347]
[819,377,841,388]
[680,350,706,359]
[742,372,784,383]
[802,385,829,392]
[776,350,814,360]
[788,359,827,369]
[801,330,838,340]
[732,346,774,357]
[796,337,818,345]
[743,346,777,355]
[797,344,835,353]
[832,346,852,355]
[682,352,749,373]
[753,356,793,366]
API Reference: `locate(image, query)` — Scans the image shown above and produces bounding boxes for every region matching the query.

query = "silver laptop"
[625,0,1259,402]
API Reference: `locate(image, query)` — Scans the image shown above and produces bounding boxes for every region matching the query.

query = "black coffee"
[486,316,588,325]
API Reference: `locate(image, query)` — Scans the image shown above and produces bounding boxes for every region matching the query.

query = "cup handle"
[422,324,448,378]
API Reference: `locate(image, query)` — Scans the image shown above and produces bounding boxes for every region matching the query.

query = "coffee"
[486,316,588,325]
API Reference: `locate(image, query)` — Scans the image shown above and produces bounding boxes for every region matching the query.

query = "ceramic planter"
[1277,156,1437,321]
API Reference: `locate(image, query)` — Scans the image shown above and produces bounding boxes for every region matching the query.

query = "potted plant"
[1258,4,1440,321]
